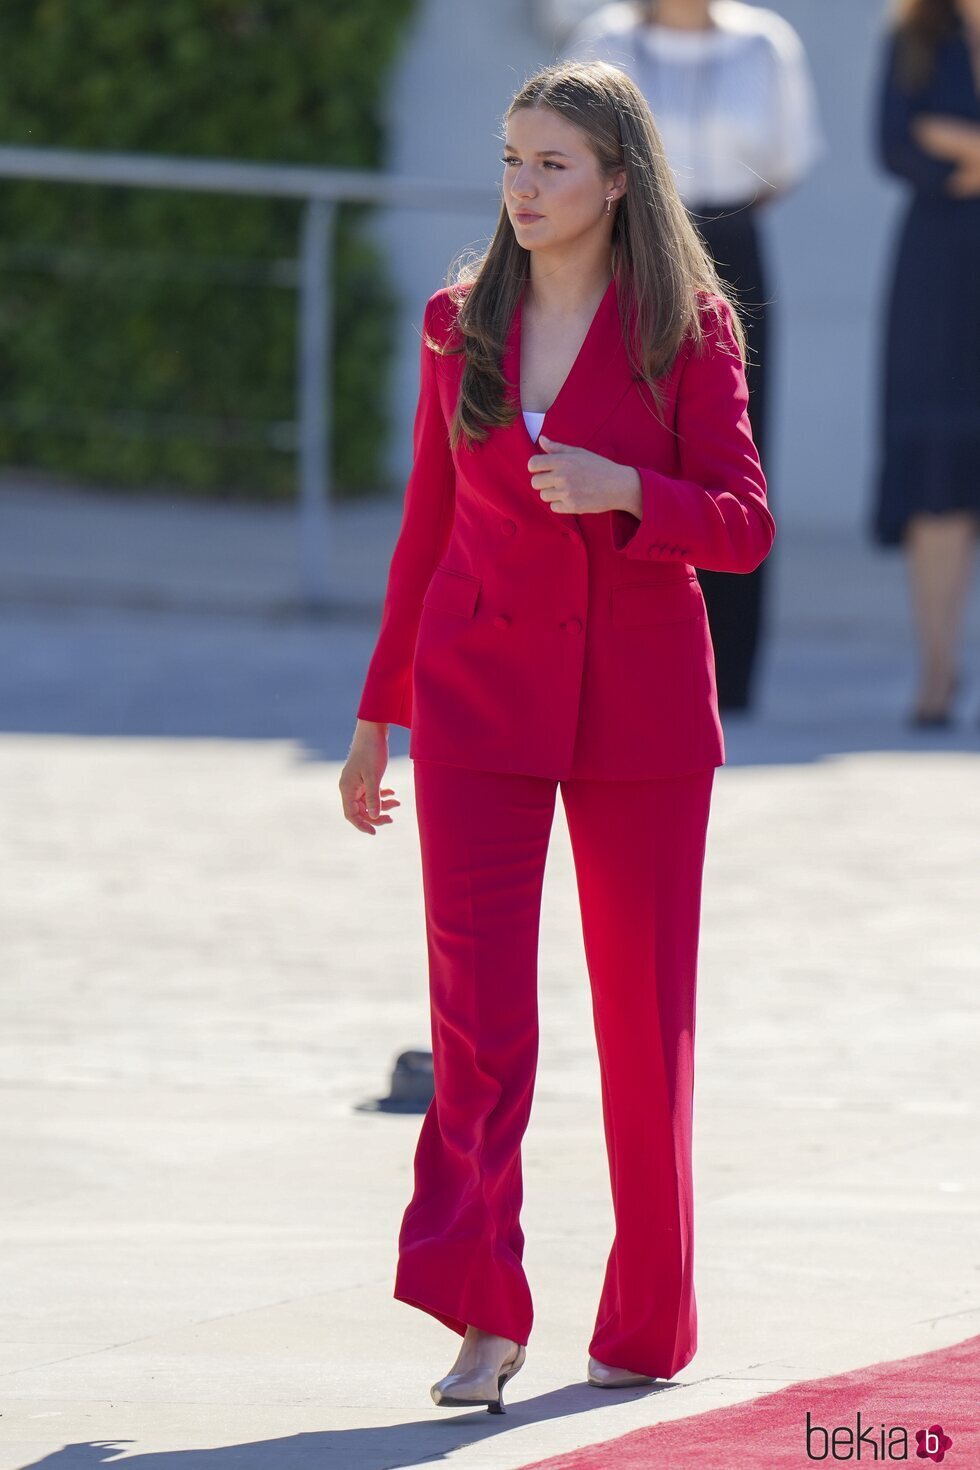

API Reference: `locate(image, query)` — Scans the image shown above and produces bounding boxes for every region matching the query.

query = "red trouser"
[395,756,716,1380]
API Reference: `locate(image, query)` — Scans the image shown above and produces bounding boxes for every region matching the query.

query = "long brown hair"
[431,59,748,454]
[889,0,965,89]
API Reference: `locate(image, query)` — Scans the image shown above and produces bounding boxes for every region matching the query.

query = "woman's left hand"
[528,434,640,516]
[912,114,980,162]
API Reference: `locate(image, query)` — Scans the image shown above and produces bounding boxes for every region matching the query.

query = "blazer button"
[500,519,517,536]
[493,613,511,629]
[563,616,582,634]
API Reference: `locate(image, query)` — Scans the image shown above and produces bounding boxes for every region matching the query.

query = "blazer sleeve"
[875,31,957,194]
[608,296,775,573]
[355,293,456,728]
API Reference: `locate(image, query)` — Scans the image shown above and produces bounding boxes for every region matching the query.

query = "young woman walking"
[340,58,775,1412]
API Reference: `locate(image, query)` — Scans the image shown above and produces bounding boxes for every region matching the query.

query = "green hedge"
[0,1,417,499]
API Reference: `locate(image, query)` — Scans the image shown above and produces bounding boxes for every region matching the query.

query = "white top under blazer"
[564,0,826,206]
[523,409,547,440]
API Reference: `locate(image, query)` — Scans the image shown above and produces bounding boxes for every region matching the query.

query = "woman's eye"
[500,156,562,169]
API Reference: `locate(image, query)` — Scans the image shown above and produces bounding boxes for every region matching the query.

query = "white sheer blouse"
[564,0,826,206]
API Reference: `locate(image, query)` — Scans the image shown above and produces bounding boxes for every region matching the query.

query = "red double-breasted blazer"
[356,275,775,780]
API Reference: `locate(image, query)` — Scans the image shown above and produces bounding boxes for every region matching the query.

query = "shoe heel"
[487,1344,526,1414]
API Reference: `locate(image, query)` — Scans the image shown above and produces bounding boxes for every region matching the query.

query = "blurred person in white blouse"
[565,0,826,712]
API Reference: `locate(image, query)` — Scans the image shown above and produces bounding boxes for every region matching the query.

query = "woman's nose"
[512,173,538,199]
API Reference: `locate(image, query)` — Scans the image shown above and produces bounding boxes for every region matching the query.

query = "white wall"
[367,0,910,535]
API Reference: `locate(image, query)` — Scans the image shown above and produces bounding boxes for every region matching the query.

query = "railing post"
[296,196,334,612]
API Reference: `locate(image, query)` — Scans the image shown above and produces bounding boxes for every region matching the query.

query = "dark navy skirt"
[873,194,980,547]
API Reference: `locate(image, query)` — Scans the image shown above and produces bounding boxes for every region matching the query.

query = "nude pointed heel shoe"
[587,1354,657,1388]
[430,1342,526,1413]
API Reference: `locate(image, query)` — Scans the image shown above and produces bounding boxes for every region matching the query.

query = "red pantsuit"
[357,275,774,1376]
[402,758,714,1378]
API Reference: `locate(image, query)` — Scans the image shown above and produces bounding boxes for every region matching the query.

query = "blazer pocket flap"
[423,565,481,618]
[611,577,703,627]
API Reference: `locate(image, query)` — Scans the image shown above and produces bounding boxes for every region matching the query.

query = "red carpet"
[517,1335,978,1468]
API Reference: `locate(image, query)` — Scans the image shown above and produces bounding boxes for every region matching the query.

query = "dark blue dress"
[872,21,980,546]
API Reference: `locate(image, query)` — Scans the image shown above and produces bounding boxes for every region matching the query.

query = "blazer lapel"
[496,275,640,485]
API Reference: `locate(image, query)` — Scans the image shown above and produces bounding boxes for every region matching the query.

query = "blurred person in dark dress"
[873,0,980,727]
[565,0,825,711]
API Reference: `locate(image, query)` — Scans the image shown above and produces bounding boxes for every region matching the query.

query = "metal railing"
[0,144,497,610]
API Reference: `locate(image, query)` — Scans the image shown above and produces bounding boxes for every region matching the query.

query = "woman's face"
[502,107,622,251]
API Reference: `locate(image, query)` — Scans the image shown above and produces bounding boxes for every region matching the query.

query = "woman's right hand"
[339,720,401,835]
[947,159,980,197]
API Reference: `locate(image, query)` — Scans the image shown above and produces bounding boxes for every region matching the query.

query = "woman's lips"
[515,211,543,222]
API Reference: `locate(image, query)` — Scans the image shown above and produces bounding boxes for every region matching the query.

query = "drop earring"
[605,196,613,214]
